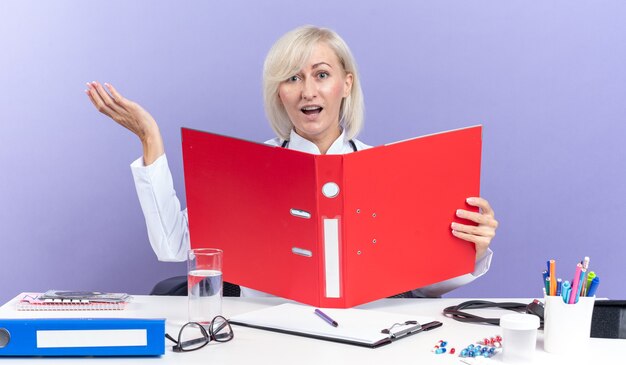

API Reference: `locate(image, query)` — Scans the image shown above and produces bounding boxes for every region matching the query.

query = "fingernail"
[104,82,110,87]
[466,197,476,204]
[456,209,463,217]
[451,222,459,229]
[451,230,458,235]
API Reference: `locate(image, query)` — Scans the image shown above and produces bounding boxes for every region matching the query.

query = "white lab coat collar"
[287,129,352,155]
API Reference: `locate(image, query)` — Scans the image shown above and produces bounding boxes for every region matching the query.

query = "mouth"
[301,105,323,116]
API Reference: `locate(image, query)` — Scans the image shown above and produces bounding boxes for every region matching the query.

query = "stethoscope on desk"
[443,300,545,328]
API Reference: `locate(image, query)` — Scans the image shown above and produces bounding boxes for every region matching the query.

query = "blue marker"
[561,281,571,303]
[556,278,563,296]
[587,277,600,297]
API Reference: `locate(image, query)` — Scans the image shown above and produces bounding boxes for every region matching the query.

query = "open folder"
[229,303,441,348]
[182,125,482,308]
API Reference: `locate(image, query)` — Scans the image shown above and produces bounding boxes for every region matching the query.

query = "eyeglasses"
[165,315,234,352]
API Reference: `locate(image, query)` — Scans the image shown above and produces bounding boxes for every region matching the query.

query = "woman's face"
[278,42,353,144]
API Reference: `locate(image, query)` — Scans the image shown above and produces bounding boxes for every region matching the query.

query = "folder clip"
[381,320,443,339]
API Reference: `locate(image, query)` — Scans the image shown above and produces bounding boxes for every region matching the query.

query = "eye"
[318,72,329,79]
[287,75,300,82]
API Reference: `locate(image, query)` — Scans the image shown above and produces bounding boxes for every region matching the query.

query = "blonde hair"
[263,25,364,141]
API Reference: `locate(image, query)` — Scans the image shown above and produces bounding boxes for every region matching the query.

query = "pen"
[580,257,590,296]
[576,268,586,302]
[585,271,596,296]
[582,256,590,271]
[587,276,600,297]
[549,260,556,296]
[314,308,338,327]
[569,263,582,304]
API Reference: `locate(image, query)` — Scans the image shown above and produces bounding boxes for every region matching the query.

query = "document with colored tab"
[0,318,165,356]
[182,125,482,308]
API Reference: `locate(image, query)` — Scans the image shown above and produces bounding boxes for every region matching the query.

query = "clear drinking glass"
[187,248,223,325]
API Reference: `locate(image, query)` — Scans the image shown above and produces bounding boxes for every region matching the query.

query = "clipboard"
[182,125,482,308]
[229,303,442,348]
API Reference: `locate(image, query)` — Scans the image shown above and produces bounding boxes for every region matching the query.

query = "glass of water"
[187,248,223,325]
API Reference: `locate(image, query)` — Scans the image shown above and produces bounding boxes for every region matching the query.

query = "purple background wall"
[1,1,625,304]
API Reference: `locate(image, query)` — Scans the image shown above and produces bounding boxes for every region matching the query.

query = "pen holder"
[543,295,595,354]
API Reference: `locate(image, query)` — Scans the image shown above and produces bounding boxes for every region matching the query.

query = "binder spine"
[315,155,345,307]
[0,318,165,357]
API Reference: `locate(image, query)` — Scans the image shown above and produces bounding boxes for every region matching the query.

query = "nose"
[301,76,317,100]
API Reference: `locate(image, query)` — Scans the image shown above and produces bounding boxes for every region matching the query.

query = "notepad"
[229,303,440,348]
[16,293,130,311]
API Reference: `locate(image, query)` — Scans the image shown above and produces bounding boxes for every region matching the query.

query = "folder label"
[37,329,147,348]
[324,218,341,298]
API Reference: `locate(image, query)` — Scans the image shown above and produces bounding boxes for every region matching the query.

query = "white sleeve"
[130,154,189,262]
[409,249,493,298]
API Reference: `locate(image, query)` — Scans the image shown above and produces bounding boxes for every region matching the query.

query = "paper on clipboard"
[229,303,440,348]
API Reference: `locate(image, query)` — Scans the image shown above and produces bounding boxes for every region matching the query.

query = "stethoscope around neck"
[280,139,358,152]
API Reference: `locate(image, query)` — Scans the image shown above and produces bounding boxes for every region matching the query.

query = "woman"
[86,25,498,297]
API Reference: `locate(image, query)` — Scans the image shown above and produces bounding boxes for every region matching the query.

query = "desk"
[1,294,623,364]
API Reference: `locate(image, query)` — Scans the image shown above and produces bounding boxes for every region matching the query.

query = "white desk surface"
[1,293,623,364]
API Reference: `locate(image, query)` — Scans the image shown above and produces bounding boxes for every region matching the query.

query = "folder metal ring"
[0,329,10,348]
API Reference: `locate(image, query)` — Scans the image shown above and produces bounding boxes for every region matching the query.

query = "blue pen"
[587,277,600,297]
[314,309,338,327]
[556,278,562,296]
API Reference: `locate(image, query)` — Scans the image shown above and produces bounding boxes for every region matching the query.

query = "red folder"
[182,126,482,308]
